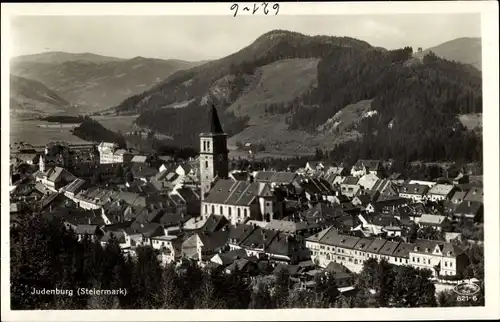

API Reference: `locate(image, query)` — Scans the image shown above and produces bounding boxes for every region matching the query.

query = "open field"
[227,58,319,124]
[10,118,92,146]
[9,115,139,146]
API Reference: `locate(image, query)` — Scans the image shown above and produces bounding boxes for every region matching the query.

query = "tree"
[114,164,124,179]
[125,171,134,183]
[249,281,275,309]
[272,269,291,308]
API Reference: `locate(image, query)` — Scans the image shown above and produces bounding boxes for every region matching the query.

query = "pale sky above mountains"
[11,14,481,62]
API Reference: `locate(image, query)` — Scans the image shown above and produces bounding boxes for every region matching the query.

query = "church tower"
[39,155,45,173]
[199,105,229,199]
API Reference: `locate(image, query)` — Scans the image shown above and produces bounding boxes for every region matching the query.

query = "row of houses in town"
[306,226,469,277]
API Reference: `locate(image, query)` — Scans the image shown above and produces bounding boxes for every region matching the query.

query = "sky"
[10,14,481,62]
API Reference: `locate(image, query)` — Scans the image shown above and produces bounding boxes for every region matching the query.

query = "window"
[444,261,448,267]
[220,206,223,214]
[449,262,453,267]
[204,205,207,213]
[207,141,211,150]
[229,207,232,216]
[205,161,209,169]
[237,208,241,217]
[412,257,415,262]
[244,209,248,217]
[211,205,215,214]
[417,258,420,263]
[203,141,206,151]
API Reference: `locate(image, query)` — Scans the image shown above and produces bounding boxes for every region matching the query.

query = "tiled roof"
[419,214,447,225]
[455,200,482,216]
[342,176,360,186]
[428,184,454,196]
[353,159,382,171]
[131,155,148,163]
[377,240,400,256]
[204,179,259,206]
[464,187,483,202]
[399,183,429,195]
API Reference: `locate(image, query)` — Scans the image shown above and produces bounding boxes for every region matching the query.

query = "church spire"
[209,104,224,134]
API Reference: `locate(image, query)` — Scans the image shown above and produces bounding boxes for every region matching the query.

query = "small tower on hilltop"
[199,105,229,199]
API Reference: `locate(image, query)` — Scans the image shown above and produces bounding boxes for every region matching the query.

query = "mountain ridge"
[120,30,481,163]
[11,53,205,112]
[10,75,74,119]
[414,37,481,70]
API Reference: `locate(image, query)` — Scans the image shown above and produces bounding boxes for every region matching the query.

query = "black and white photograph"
[1,2,499,321]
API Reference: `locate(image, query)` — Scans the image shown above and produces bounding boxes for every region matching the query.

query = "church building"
[199,106,283,225]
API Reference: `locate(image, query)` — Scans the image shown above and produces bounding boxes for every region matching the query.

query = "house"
[340,176,361,198]
[210,248,249,266]
[398,183,429,202]
[60,178,86,199]
[351,195,373,208]
[65,223,104,242]
[301,178,334,201]
[463,187,483,203]
[12,152,40,165]
[253,171,299,188]
[409,239,469,277]
[305,161,325,173]
[306,226,469,277]
[454,200,483,222]
[365,197,408,214]
[350,160,383,177]
[98,142,134,164]
[229,171,250,182]
[418,214,450,231]
[326,166,349,176]
[450,190,468,205]
[407,180,436,188]
[171,187,200,216]
[131,155,148,164]
[182,230,230,264]
[426,184,455,202]
[224,257,260,275]
[201,179,283,225]
[369,179,399,197]
[34,165,77,192]
[357,173,380,191]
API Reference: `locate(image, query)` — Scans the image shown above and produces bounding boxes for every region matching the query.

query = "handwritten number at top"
[230,3,280,17]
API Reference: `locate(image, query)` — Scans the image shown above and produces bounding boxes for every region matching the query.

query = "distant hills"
[10,75,73,119]
[111,30,481,163]
[10,52,205,112]
[414,37,482,70]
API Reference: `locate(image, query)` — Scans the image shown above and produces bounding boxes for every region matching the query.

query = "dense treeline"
[288,50,482,163]
[72,117,127,148]
[135,104,250,148]
[41,115,85,123]
[11,213,485,310]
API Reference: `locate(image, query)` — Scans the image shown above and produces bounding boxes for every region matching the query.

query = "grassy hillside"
[117,31,482,163]
[414,37,482,70]
[10,75,73,119]
[11,54,204,112]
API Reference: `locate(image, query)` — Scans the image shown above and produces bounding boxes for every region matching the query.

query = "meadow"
[9,115,139,146]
